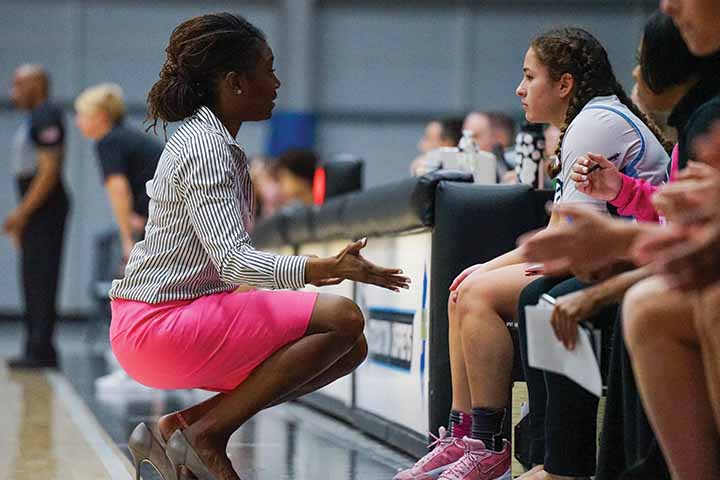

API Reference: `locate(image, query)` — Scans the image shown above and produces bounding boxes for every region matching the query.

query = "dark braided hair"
[146,12,266,134]
[531,28,673,178]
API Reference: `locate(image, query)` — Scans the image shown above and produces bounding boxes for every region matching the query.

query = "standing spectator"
[4,64,70,369]
[75,83,164,394]
[75,83,163,261]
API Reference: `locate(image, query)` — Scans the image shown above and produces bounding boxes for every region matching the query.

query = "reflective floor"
[0,322,414,480]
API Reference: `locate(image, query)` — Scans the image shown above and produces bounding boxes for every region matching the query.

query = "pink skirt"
[110,289,318,393]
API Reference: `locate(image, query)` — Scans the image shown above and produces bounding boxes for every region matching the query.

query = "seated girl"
[394,27,670,480]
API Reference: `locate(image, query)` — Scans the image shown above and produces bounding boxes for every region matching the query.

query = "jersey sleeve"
[556,108,637,211]
[29,104,64,148]
[96,134,129,178]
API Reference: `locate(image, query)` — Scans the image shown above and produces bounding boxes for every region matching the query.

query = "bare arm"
[3,147,63,247]
[579,265,653,305]
[104,174,135,258]
[552,265,653,349]
[520,203,664,275]
[16,147,61,217]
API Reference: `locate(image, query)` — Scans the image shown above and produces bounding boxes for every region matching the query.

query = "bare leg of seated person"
[623,276,720,480]
[394,263,535,480]
[442,263,537,479]
[695,284,720,435]
[455,263,533,413]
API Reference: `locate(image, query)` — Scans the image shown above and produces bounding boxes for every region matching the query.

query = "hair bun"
[146,12,267,132]
[162,62,188,82]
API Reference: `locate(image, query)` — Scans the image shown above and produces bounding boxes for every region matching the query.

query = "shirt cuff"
[274,255,308,290]
[609,174,635,209]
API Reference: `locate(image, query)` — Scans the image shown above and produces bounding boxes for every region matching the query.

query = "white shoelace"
[415,429,463,468]
[440,447,491,480]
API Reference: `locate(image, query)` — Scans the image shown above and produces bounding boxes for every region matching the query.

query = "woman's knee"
[310,294,365,340]
[623,278,674,349]
[332,296,366,339]
[455,275,495,319]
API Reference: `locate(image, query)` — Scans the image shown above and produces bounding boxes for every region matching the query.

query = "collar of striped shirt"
[195,105,242,149]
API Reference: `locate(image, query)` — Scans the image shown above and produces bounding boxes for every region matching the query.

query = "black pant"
[17,177,69,360]
[517,276,617,476]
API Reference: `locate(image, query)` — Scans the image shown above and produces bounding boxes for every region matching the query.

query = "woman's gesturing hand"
[305,238,411,292]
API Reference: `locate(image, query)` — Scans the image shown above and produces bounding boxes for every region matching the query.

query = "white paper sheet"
[524,304,602,397]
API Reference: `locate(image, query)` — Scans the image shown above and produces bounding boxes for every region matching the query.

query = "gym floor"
[0,321,414,480]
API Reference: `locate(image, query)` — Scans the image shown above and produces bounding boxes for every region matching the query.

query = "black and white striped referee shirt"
[109,106,308,303]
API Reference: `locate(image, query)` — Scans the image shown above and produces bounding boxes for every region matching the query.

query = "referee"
[5,64,70,369]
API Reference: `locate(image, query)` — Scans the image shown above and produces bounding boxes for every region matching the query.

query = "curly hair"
[531,28,673,178]
[146,12,266,135]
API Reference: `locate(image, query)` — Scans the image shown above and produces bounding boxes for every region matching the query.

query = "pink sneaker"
[393,427,467,480]
[437,437,511,480]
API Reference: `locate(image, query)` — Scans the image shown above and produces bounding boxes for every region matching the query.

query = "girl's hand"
[551,290,599,350]
[571,153,623,201]
[449,264,485,292]
[524,263,545,277]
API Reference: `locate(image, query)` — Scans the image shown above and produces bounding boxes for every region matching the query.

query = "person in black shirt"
[5,64,70,369]
[75,83,163,260]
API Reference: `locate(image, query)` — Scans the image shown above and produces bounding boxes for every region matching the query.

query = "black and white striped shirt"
[109,106,308,303]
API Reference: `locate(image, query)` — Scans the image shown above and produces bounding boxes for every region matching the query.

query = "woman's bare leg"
[266,334,368,407]
[158,335,368,440]
[624,276,720,480]
[449,293,472,413]
[166,293,367,479]
[456,264,536,408]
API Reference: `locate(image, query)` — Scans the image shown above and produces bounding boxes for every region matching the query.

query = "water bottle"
[457,129,479,173]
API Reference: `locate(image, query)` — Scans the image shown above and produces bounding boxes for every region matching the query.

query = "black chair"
[321,154,364,200]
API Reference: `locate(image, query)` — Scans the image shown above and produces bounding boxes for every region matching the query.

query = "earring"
[236,89,243,95]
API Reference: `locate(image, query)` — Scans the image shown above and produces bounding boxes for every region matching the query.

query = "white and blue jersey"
[553,95,669,211]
